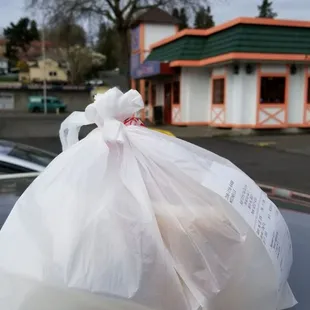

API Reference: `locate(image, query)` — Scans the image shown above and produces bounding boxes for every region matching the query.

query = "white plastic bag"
[0,88,296,310]
[128,128,297,310]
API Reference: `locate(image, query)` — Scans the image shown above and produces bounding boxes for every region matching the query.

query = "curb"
[258,183,310,206]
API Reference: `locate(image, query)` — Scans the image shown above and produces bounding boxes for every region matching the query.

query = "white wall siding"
[212,66,225,76]
[260,64,287,74]
[240,65,258,125]
[225,66,234,124]
[211,64,257,125]
[144,24,176,50]
[180,68,191,122]
[287,65,305,124]
[156,62,308,127]
[180,67,210,122]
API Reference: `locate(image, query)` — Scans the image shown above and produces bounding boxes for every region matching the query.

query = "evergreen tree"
[257,0,277,18]
[4,17,40,65]
[172,8,188,30]
[46,20,87,49]
[179,8,189,30]
[172,8,180,20]
[194,6,215,29]
[96,23,119,70]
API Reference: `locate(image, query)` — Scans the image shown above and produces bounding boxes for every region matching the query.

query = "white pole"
[41,17,47,114]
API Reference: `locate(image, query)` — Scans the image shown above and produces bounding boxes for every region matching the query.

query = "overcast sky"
[1,0,310,30]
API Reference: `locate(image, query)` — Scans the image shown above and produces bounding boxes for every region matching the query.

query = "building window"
[41,98,51,104]
[307,77,310,104]
[173,81,180,104]
[212,78,225,104]
[260,77,286,104]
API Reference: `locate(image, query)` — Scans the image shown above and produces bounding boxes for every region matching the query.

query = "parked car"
[0,140,56,174]
[28,96,67,113]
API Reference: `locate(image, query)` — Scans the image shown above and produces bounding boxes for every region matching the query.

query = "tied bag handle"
[59,111,91,152]
[59,88,144,152]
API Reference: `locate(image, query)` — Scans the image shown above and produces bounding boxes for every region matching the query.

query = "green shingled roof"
[147,36,206,61]
[146,24,310,63]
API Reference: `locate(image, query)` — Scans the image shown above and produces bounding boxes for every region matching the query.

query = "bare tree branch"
[26,0,213,88]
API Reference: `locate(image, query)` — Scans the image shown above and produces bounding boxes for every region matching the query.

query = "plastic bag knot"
[59,87,144,150]
[85,88,144,125]
[84,87,144,142]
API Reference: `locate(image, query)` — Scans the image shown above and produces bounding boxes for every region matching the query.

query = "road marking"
[255,142,276,147]
[150,128,175,136]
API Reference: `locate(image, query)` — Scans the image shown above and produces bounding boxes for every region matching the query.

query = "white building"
[131,13,310,129]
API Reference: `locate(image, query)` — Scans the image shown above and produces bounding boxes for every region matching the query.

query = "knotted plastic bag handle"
[59,87,144,152]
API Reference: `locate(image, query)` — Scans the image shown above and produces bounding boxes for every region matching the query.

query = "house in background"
[0,57,8,75]
[132,10,310,129]
[19,57,69,84]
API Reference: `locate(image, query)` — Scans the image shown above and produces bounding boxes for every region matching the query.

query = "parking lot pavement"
[229,134,310,156]
[152,125,231,138]
[184,137,310,194]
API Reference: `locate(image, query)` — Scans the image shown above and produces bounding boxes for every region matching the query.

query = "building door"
[164,83,172,124]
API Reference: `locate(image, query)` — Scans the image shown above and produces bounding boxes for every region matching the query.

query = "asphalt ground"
[11,135,310,195]
[228,134,310,156]
[184,137,310,194]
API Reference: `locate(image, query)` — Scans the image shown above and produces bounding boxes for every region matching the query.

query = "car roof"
[0,154,45,172]
[0,140,56,157]
[0,140,56,172]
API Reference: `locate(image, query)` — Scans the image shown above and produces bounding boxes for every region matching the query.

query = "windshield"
[0,140,56,167]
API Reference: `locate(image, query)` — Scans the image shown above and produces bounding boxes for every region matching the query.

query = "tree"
[16,60,29,72]
[172,8,179,20]
[172,8,188,30]
[257,0,277,18]
[26,0,208,88]
[45,19,87,48]
[44,18,97,83]
[194,6,214,29]
[179,8,189,30]
[53,45,106,84]
[4,17,40,66]
[96,22,119,70]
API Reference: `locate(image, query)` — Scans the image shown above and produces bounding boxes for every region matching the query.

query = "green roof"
[147,36,206,61]
[146,24,310,63]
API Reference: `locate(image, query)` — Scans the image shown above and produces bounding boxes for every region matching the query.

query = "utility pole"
[41,18,47,114]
